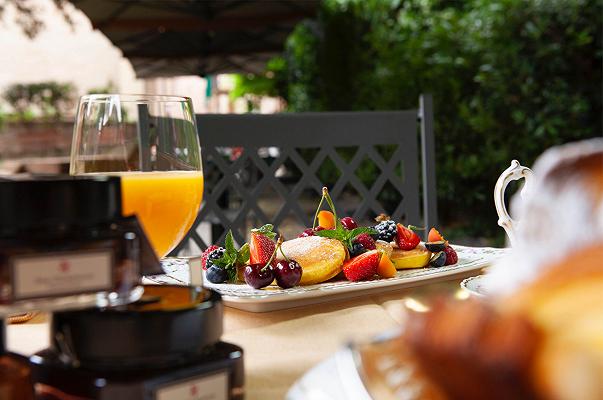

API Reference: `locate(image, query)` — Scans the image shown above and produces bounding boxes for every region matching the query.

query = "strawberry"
[201,245,220,270]
[249,224,276,265]
[443,245,458,265]
[428,227,446,243]
[343,250,381,281]
[396,224,420,250]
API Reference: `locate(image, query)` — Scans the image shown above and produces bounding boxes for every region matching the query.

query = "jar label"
[11,250,113,300]
[155,371,228,400]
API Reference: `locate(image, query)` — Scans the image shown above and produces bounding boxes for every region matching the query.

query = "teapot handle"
[494,160,534,246]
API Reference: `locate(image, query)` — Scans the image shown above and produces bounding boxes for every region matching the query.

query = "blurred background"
[0,0,601,246]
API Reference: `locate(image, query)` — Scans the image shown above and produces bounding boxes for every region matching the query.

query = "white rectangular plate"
[145,245,507,312]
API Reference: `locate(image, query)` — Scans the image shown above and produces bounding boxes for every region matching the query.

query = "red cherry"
[298,228,315,238]
[274,260,302,288]
[340,217,358,230]
[243,264,274,289]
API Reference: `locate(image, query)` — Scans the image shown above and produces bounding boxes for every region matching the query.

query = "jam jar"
[31,285,244,400]
[0,175,156,315]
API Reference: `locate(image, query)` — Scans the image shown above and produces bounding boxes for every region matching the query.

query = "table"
[7,277,471,399]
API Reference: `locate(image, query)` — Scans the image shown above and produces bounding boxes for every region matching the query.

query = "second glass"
[70,94,203,258]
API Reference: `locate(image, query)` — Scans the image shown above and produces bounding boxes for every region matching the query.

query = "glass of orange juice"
[70,94,203,258]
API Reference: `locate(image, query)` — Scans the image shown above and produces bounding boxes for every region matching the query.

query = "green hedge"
[3,82,75,120]
[234,0,602,241]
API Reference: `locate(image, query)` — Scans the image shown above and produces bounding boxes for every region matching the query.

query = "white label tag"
[155,371,228,400]
[11,250,113,300]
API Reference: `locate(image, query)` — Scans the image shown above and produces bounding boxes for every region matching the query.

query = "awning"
[70,0,319,77]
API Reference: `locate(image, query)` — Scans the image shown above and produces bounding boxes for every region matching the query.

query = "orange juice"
[118,171,203,257]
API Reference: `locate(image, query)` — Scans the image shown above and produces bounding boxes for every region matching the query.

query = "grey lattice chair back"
[175,95,437,253]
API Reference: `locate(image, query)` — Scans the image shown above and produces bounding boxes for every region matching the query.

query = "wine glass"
[70,94,203,258]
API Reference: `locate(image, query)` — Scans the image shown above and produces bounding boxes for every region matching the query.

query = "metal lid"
[0,175,121,236]
[51,285,223,370]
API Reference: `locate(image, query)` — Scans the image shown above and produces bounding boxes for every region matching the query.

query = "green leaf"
[251,224,277,240]
[314,229,344,240]
[224,230,237,256]
[226,267,238,283]
[237,243,250,265]
[213,230,243,270]
[349,227,377,238]
[214,257,231,268]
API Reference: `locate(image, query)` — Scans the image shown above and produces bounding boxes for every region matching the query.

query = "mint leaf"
[224,230,236,255]
[349,227,377,238]
[237,243,250,265]
[214,257,231,268]
[314,226,378,251]
[226,266,238,283]
[213,230,245,271]
[314,229,344,240]
[251,224,276,240]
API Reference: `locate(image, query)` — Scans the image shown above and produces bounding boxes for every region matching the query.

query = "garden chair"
[173,94,437,253]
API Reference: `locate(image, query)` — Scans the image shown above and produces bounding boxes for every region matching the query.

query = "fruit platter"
[149,188,508,311]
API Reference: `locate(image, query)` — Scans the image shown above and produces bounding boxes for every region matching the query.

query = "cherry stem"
[408,225,425,231]
[278,237,290,263]
[312,187,340,229]
[322,187,339,227]
[262,236,283,272]
[312,194,325,230]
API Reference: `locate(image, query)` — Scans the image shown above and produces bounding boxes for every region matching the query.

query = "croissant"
[402,242,603,400]
[400,138,603,400]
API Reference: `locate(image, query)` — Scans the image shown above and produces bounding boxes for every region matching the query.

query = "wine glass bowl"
[70,94,203,258]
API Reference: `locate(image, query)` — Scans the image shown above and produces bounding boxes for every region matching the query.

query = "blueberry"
[206,265,228,283]
[429,251,447,268]
[349,242,367,257]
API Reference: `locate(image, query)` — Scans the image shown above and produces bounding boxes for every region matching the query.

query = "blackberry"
[374,220,397,242]
[206,247,226,269]
[349,242,367,257]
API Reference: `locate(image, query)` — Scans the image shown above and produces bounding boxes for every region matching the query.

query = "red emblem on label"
[190,384,199,396]
[59,260,70,273]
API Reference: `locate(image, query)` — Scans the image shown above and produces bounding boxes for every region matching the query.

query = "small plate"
[287,346,371,400]
[147,245,507,312]
[460,274,490,297]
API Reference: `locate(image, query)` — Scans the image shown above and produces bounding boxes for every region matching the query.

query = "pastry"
[277,236,346,285]
[402,243,603,400]
[395,139,603,400]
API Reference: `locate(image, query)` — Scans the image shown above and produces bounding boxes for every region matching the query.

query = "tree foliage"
[233,0,602,239]
[3,81,75,120]
[0,0,73,38]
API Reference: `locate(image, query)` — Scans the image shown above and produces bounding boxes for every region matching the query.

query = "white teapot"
[488,138,603,295]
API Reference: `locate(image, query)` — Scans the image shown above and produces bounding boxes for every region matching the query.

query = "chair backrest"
[175,94,437,252]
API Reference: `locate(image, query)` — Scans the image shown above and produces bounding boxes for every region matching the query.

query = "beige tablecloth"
[7,279,468,399]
